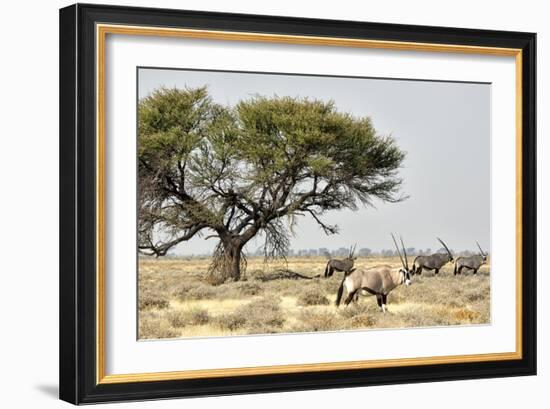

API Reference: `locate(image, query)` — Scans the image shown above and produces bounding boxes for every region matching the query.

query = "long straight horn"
[352,243,357,257]
[476,241,486,256]
[391,233,406,269]
[400,236,409,270]
[437,237,453,258]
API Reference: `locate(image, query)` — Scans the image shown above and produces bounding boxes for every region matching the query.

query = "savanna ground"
[138,256,490,340]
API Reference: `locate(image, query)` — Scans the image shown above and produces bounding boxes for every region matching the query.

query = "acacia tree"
[138,87,406,283]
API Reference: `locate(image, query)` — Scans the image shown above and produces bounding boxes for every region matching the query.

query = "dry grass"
[138,256,490,339]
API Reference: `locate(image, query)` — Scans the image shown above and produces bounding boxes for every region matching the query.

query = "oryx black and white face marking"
[477,241,488,263]
[400,268,412,286]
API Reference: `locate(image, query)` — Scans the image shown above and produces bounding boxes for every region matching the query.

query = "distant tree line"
[248,247,483,258]
[150,246,485,259]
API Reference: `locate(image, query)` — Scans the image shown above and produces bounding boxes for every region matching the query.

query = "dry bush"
[187,285,218,300]
[176,283,219,300]
[138,294,169,310]
[216,281,263,298]
[337,302,372,318]
[291,310,342,333]
[347,313,376,328]
[215,313,247,331]
[336,301,378,328]
[215,297,285,334]
[139,311,178,339]
[230,281,263,296]
[297,289,330,306]
[465,292,485,302]
[191,309,211,325]
[167,308,210,327]
[451,308,481,322]
[237,297,285,333]
[171,283,195,299]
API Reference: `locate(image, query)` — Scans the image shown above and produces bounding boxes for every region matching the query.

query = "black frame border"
[59,3,536,404]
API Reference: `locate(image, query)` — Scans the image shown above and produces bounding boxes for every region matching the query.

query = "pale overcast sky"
[138,68,490,255]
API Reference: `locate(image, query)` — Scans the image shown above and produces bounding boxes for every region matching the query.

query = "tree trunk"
[207,236,244,284]
[222,239,242,282]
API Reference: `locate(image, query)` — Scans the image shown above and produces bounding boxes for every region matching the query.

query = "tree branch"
[138,224,207,256]
[304,209,338,235]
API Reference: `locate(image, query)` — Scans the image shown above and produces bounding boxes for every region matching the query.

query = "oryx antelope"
[411,238,454,275]
[335,234,412,312]
[324,244,357,278]
[454,242,488,275]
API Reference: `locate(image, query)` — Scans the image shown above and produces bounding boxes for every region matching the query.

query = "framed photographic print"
[59,3,536,404]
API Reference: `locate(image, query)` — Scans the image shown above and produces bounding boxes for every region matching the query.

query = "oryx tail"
[335,277,346,306]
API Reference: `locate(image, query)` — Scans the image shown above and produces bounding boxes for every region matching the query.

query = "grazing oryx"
[411,238,454,275]
[454,242,488,275]
[324,244,357,278]
[335,234,412,312]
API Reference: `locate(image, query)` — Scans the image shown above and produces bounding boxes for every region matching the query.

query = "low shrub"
[178,284,218,300]
[347,313,376,328]
[138,295,169,310]
[451,308,481,322]
[167,308,210,327]
[291,310,341,333]
[215,313,248,331]
[189,308,210,325]
[171,283,194,299]
[139,313,178,339]
[231,281,263,296]
[464,291,487,302]
[337,302,372,319]
[216,297,285,334]
[296,289,330,306]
